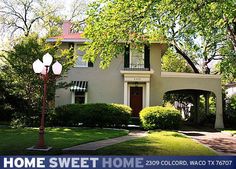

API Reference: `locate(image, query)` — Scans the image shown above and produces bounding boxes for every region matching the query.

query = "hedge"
[140,106,181,130]
[53,103,132,127]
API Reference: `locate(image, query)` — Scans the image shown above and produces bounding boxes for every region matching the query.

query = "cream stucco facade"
[53,41,224,129]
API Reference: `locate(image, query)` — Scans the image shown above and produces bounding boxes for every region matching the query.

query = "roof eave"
[46,38,91,43]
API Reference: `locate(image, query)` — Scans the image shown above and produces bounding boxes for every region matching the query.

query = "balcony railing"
[123,64,150,71]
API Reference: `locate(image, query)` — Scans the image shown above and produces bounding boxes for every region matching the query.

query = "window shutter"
[88,61,93,67]
[69,43,74,59]
[124,45,130,68]
[144,45,150,69]
[69,43,74,52]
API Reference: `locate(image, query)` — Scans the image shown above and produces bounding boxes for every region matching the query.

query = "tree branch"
[171,42,200,73]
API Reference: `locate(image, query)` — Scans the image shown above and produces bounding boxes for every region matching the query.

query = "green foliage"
[219,50,236,83]
[162,49,193,73]
[54,103,132,127]
[140,106,181,130]
[84,0,236,80]
[83,0,165,69]
[0,34,75,127]
[224,95,236,128]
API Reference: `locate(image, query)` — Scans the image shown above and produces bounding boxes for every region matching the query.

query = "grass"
[94,131,217,156]
[0,128,217,155]
[0,127,128,155]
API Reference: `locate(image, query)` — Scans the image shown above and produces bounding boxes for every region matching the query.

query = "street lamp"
[31,53,62,150]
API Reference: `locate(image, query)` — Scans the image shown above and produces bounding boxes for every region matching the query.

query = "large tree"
[0,34,76,126]
[83,0,235,77]
[0,0,90,38]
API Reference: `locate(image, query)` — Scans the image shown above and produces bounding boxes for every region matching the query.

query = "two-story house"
[47,21,224,129]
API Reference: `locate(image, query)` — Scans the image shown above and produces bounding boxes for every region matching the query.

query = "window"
[74,44,93,67]
[75,50,88,67]
[75,91,86,104]
[70,81,88,104]
[72,91,87,104]
[124,45,150,70]
[130,47,144,68]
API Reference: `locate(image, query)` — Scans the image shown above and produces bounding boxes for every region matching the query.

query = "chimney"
[62,21,72,35]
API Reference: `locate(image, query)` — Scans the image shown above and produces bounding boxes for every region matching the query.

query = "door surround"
[123,73,151,109]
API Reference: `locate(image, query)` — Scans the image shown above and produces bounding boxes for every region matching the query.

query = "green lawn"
[0,128,217,155]
[0,127,128,155]
[94,131,217,156]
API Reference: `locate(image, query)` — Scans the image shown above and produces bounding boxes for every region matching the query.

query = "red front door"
[130,87,143,117]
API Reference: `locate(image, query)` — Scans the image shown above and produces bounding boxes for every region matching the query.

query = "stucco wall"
[55,43,124,106]
[150,43,162,105]
[55,42,224,128]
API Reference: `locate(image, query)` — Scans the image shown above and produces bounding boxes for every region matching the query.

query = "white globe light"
[52,61,62,75]
[33,59,44,73]
[43,53,53,66]
[41,66,50,75]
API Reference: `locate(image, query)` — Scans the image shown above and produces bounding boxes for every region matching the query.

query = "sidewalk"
[63,130,147,151]
[179,130,236,155]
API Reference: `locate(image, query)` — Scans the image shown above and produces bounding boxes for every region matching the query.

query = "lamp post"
[32,53,62,150]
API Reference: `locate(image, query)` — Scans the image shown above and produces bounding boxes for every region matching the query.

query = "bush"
[54,103,132,127]
[224,95,236,128]
[140,106,181,130]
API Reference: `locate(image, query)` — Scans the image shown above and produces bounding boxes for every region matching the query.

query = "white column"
[85,92,88,104]
[71,92,75,104]
[215,92,224,129]
[146,82,150,107]
[124,82,128,105]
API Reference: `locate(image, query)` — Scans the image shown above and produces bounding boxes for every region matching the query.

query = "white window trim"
[74,43,88,68]
[129,46,145,67]
[71,91,88,104]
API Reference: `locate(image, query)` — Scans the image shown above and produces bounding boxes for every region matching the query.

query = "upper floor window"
[72,43,93,68]
[75,50,88,67]
[130,47,144,68]
[124,44,150,70]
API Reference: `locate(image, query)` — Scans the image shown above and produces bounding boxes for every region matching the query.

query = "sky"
[0,0,91,51]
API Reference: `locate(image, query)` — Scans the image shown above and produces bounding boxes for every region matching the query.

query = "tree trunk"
[193,93,200,125]
[172,43,200,73]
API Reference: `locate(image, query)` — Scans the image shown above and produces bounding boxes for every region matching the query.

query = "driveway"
[179,130,236,155]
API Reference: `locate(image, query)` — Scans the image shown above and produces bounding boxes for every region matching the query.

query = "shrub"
[54,103,132,127]
[224,95,236,128]
[140,106,181,130]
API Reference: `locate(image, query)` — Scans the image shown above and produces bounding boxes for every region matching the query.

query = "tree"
[0,0,62,37]
[0,34,76,126]
[83,0,235,76]
[0,0,91,38]
[162,49,193,73]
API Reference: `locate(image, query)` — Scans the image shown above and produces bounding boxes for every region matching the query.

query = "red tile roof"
[51,33,84,39]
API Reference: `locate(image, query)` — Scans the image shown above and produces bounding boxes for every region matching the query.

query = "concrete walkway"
[179,130,236,155]
[63,130,147,151]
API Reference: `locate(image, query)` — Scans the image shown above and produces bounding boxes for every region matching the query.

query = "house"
[225,82,236,98]
[47,21,224,129]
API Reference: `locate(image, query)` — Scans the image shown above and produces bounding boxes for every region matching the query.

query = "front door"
[130,87,143,117]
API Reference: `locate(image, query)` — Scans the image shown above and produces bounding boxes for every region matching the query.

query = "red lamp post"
[30,53,62,150]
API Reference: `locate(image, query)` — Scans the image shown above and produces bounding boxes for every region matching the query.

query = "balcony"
[123,64,150,71]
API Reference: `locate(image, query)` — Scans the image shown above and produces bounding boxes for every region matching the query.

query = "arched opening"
[163,89,216,128]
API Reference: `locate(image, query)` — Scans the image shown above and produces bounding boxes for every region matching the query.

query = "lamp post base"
[26,146,52,151]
